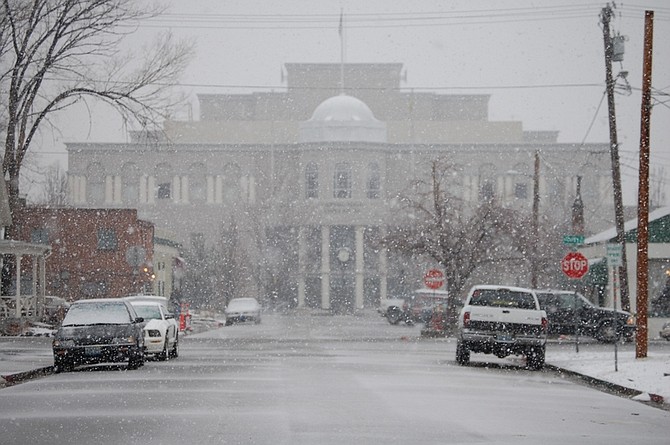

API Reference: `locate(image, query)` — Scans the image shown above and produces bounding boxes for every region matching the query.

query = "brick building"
[13,207,158,301]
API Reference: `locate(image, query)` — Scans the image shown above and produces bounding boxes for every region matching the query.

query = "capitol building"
[66,63,614,311]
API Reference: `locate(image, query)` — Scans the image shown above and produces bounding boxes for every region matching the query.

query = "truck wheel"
[456,340,470,366]
[527,347,545,370]
[596,322,619,343]
[386,307,402,325]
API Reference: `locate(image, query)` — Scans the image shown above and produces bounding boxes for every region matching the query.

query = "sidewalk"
[1,334,669,407]
[0,336,54,387]
[546,340,670,405]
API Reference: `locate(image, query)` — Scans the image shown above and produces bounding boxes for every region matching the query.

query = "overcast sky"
[33,0,670,206]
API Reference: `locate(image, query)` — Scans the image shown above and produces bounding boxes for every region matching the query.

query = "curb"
[546,363,667,408]
[0,366,54,388]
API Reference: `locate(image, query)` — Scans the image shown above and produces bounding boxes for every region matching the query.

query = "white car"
[127,299,179,360]
[225,298,261,325]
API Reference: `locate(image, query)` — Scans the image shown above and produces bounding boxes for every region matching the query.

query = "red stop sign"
[424,269,444,289]
[561,251,589,279]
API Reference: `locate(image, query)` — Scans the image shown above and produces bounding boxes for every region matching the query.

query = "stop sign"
[561,251,589,279]
[424,269,444,289]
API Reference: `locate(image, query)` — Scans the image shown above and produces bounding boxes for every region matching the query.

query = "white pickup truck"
[456,285,548,370]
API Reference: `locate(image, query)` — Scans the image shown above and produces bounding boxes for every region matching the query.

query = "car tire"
[169,334,179,359]
[527,346,545,370]
[456,340,470,366]
[54,357,73,373]
[386,307,402,325]
[128,351,144,370]
[157,340,168,361]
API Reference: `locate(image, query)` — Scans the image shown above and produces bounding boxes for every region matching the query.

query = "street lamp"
[337,247,351,313]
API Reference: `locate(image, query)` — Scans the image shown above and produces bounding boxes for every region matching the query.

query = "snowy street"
[0,312,668,444]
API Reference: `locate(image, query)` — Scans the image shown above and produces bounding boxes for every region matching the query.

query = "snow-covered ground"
[547,343,670,404]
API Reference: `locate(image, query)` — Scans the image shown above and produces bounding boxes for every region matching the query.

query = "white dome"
[300,94,387,143]
[309,94,378,122]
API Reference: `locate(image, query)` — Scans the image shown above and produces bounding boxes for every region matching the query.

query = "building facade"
[66,63,614,311]
[13,207,162,301]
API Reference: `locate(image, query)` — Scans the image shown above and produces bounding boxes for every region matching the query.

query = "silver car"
[660,322,670,341]
[225,298,261,325]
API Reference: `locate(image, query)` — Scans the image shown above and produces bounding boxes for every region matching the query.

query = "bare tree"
[34,162,68,206]
[1,0,193,220]
[383,159,528,299]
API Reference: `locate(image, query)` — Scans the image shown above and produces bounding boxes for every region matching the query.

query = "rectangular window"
[97,229,118,251]
[514,183,528,199]
[157,183,171,199]
[31,228,49,245]
[480,181,495,201]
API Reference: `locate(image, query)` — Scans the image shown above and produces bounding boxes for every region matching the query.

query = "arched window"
[366,162,380,199]
[122,162,140,204]
[333,162,352,199]
[86,163,104,205]
[155,163,173,200]
[222,163,241,202]
[305,162,319,199]
[511,163,530,200]
[479,163,496,201]
[189,163,207,203]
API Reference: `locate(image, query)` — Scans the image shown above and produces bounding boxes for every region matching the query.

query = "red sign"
[424,269,444,290]
[561,252,589,279]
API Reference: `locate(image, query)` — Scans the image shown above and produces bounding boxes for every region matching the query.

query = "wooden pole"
[636,10,654,359]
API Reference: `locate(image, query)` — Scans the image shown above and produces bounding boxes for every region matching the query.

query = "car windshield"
[132,304,163,320]
[61,302,132,326]
[470,289,537,310]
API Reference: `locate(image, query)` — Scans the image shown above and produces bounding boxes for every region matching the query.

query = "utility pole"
[601,3,631,311]
[636,10,654,359]
[531,150,540,289]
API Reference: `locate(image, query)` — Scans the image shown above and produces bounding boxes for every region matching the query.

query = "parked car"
[534,290,636,343]
[660,321,670,341]
[379,289,453,326]
[52,298,145,372]
[126,299,179,360]
[225,298,261,325]
[378,295,413,325]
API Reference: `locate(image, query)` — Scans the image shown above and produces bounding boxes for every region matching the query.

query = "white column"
[297,226,306,308]
[240,176,248,201]
[496,176,504,202]
[355,226,365,309]
[147,176,155,204]
[321,226,330,310]
[207,176,214,204]
[173,175,181,203]
[181,176,189,204]
[15,255,22,317]
[105,176,114,204]
[114,176,122,204]
[80,177,87,204]
[248,175,256,204]
[215,176,223,203]
[379,226,388,302]
[139,175,147,204]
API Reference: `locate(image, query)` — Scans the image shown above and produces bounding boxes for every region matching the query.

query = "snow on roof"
[584,206,670,245]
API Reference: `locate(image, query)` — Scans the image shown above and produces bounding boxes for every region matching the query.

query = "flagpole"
[339,8,344,94]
